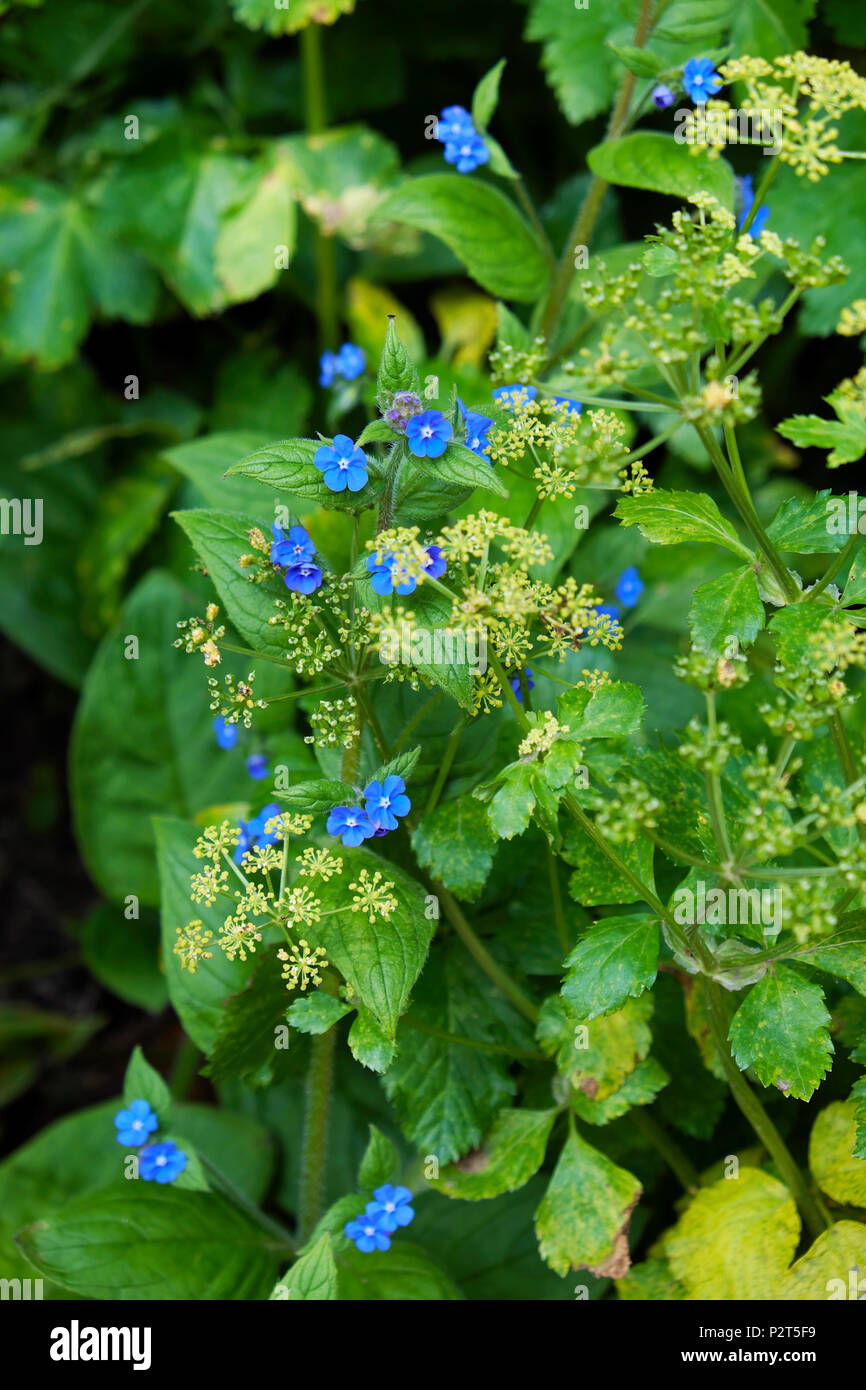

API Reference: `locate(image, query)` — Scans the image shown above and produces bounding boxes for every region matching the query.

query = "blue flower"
[366,552,417,597]
[213,716,238,750]
[457,398,493,458]
[246,754,268,780]
[652,84,675,109]
[444,131,489,174]
[614,566,644,608]
[140,1140,187,1184]
[424,544,447,579]
[313,434,369,493]
[368,1184,415,1232]
[509,668,535,703]
[344,1212,391,1253]
[682,57,722,105]
[554,395,582,418]
[114,1099,158,1147]
[271,522,315,568]
[493,384,537,409]
[435,105,475,143]
[235,802,283,864]
[364,774,411,832]
[405,409,453,459]
[284,561,323,594]
[320,343,366,387]
[335,342,366,381]
[326,805,377,848]
[736,174,770,236]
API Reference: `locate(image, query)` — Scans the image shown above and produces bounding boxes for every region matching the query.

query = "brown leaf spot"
[455,1147,490,1173]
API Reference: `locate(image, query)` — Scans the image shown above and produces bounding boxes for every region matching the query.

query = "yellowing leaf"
[346,277,425,365]
[429,285,497,368]
[534,1126,641,1278]
[808,1100,866,1207]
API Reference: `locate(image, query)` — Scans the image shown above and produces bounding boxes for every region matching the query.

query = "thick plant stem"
[301,24,338,351]
[297,1024,337,1244]
[630,1109,700,1193]
[704,980,830,1241]
[540,0,655,339]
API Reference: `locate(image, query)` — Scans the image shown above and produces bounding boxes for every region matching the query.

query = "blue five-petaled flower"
[213,715,238,750]
[140,1140,187,1184]
[114,1099,158,1147]
[457,398,494,459]
[682,57,722,105]
[435,105,489,174]
[363,775,411,831]
[313,435,369,493]
[614,565,644,608]
[366,551,417,597]
[405,409,453,459]
[326,805,376,847]
[270,522,323,594]
[319,342,366,388]
[344,1184,415,1252]
[344,1213,392,1253]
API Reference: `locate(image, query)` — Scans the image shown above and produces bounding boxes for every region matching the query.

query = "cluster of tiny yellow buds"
[296,846,344,881]
[174,612,226,667]
[278,941,328,991]
[282,813,315,835]
[837,300,866,336]
[675,646,751,692]
[173,921,214,973]
[438,510,511,563]
[366,527,433,584]
[488,335,547,386]
[487,567,547,628]
[619,459,653,496]
[278,884,322,929]
[519,712,569,760]
[584,609,624,651]
[538,579,623,658]
[190,862,230,906]
[574,668,612,692]
[471,671,504,715]
[193,821,241,862]
[268,590,341,675]
[349,868,399,924]
[304,695,360,751]
[594,781,661,844]
[486,399,561,467]
[678,716,743,774]
[808,616,866,675]
[488,622,532,668]
[681,372,761,428]
[234,882,270,918]
[499,529,554,568]
[831,365,866,413]
[241,842,283,874]
[207,671,265,727]
[218,916,263,962]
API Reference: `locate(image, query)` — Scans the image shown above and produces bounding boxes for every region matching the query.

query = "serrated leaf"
[411,440,508,498]
[276,779,356,813]
[535,1127,641,1278]
[373,175,549,302]
[369,746,421,787]
[781,1220,866,1300]
[271,1232,338,1301]
[766,489,850,552]
[689,565,765,655]
[561,916,659,1020]
[487,762,536,840]
[347,1005,397,1073]
[728,965,832,1101]
[433,1109,556,1201]
[123,1047,172,1128]
[412,795,498,901]
[563,823,655,907]
[777,411,866,467]
[228,437,383,511]
[286,993,353,1035]
[558,679,645,739]
[616,489,752,557]
[203,948,292,1086]
[172,508,287,658]
[665,1169,800,1299]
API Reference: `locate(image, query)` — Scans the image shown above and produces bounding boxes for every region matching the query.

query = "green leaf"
[276,778,356,813]
[123,1047,172,1127]
[526,0,622,127]
[17,1188,279,1300]
[202,948,292,1086]
[162,431,274,513]
[382,949,528,1162]
[571,1056,670,1126]
[728,965,833,1101]
[433,1109,556,1201]
[587,134,734,207]
[173,508,287,657]
[70,572,253,906]
[665,1168,800,1299]
[558,680,645,739]
[376,318,420,402]
[689,565,765,655]
[768,603,832,667]
[358,1124,401,1190]
[563,824,655,907]
[215,147,296,300]
[307,844,434,1037]
[771,159,866,336]
[776,410,866,468]
[411,440,509,498]
[412,795,498,901]
[228,437,383,511]
[347,1006,398,1073]
[795,923,866,996]
[155,817,257,1052]
[80,904,167,1013]
[369,746,421,787]
[472,58,506,130]
[616,489,752,557]
[279,124,401,247]
[355,418,397,447]
[607,42,666,77]
[336,1242,462,1300]
[287,993,353,1035]
[373,175,550,302]
[766,489,850,552]
[808,1099,866,1206]
[728,0,816,61]
[535,1127,641,1278]
[781,1220,866,1299]
[843,547,866,605]
[487,763,537,840]
[561,916,659,1020]
[852,1077,866,1160]
[272,1233,338,1301]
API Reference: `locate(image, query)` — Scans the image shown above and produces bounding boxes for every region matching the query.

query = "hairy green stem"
[301,24,338,351]
[296,1024,337,1244]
